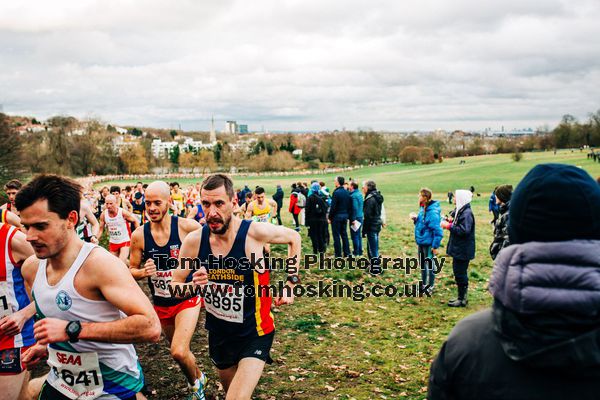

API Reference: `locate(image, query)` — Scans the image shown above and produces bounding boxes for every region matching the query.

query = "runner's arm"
[171,229,202,298]
[98,212,105,239]
[251,223,302,276]
[128,227,147,280]
[82,202,100,239]
[270,199,278,216]
[4,209,22,229]
[244,202,254,219]
[122,209,140,230]
[33,251,161,344]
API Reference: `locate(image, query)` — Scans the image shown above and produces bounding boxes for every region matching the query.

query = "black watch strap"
[287,275,300,285]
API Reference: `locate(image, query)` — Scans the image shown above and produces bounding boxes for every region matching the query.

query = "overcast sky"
[1,0,599,132]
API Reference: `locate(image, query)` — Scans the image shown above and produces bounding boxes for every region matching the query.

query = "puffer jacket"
[489,201,510,260]
[429,240,600,400]
[363,190,384,233]
[414,200,443,249]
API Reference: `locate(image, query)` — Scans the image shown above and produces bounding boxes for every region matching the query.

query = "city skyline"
[1,0,599,131]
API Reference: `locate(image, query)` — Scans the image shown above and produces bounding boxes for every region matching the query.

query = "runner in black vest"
[172,174,301,400]
[129,181,207,400]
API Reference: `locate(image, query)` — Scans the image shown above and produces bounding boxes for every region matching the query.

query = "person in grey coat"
[428,164,600,400]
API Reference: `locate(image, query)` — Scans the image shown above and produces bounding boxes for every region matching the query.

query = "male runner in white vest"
[16,174,161,400]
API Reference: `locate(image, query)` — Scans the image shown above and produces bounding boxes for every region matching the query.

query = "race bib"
[204,282,244,323]
[253,214,270,223]
[47,348,104,400]
[108,224,122,239]
[0,281,12,318]
[150,270,173,298]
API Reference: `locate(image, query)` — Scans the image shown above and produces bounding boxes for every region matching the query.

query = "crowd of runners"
[0,174,300,400]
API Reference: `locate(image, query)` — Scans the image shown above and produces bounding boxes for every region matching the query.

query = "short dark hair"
[125,185,132,192]
[291,183,297,189]
[245,192,253,199]
[15,174,82,221]
[351,182,359,190]
[136,181,143,185]
[110,185,120,193]
[202,174,235,199]
[255,187,265,195]
[142,184,148,189]
[336,176,345,186]
[172,182,179,187]
[4,179,22,191]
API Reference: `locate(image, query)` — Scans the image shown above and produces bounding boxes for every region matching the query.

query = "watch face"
[68,322,80,334]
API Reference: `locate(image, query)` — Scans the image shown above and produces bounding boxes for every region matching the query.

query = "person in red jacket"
[289,184,302,231]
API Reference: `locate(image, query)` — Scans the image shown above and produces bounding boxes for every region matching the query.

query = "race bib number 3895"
[204,282,244,323]
[47,348,104,400]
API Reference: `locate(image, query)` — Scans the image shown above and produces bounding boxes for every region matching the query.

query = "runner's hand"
[192,267,208,286]
[274,282,295,306]
[22,343,49,370]
[34,318,69,344]
[432,248,438,256]
[143,258,157,277]
[0,310,28,336]
[90,235,99,244]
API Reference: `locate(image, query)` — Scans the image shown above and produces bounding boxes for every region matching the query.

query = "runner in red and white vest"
[98,195,139,265]
[0,222,36,399]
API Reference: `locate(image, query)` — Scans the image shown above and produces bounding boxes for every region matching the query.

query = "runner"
[172,174,301,400]
[1,208,22,229]
[15,174,161,400]
[77,198,100,244]
[0,222,36,400]
[131,192,147,226]
[110,186,133,213]
[99,195,139,264]
[129,181,207,400]
[245,186,278,254]
[171,182,186,217]
[1,179,23,216]
[187,202,206,225]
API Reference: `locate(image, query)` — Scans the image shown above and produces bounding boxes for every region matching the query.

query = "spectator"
[272,184,284,225]
[489,187,500,224]
[240,191,254,219]
[447,191,454,204]
[489,184,512,260]
[441,190,475,307]
[329,176,352,257]
[238,184,251,206]
[411,188,443,294]
[429,164,600,399]
[305,182,329,255]
[289,184,302,231]
[362,180,384,273]
[349,181,364,256]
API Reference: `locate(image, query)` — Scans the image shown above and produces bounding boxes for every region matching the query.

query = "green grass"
[121,150,600,399]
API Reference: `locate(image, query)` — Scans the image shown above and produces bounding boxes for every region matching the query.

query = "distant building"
[239,124,248,134]
[491,128,536,137]
[151,139,179,158]
[112,136,137,152]
[115,126,128,135]
[225,121,237,134]
[210,115,217,143]
[180,137,214,153]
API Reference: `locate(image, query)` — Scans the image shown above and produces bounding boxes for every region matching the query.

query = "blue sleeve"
[430,211,443,249]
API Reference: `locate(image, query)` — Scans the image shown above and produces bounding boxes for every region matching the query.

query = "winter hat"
[495,185,513,204]
[509,164,600,244]
[311,182,320,192]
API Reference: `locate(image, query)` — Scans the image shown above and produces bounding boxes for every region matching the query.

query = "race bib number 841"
[47,348,104,400]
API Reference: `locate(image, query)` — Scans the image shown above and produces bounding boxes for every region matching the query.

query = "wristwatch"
[66,321,82,343]
[286,275,300,285]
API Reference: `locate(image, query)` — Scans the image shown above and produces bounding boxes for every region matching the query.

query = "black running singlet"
[198,220,274,337]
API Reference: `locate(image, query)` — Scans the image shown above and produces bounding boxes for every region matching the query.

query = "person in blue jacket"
[489,188,499,224]
[349,181,364,256]
[441,189,476,307]
[411,188,443,294]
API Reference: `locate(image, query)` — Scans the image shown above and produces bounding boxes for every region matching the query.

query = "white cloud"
[0,0,599,131]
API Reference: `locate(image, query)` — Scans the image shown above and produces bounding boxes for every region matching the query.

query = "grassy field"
[102,150,600,399]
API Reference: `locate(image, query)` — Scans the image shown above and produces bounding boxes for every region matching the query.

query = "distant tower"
[210,115,216,143]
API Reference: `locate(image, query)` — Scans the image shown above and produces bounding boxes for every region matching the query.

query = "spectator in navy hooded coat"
[412,188,443,294]
[441,190,475,307]
[429,164,600,400]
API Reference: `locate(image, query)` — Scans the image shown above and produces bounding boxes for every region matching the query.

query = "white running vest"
[104,208,130,245]
[32,242,143,399]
